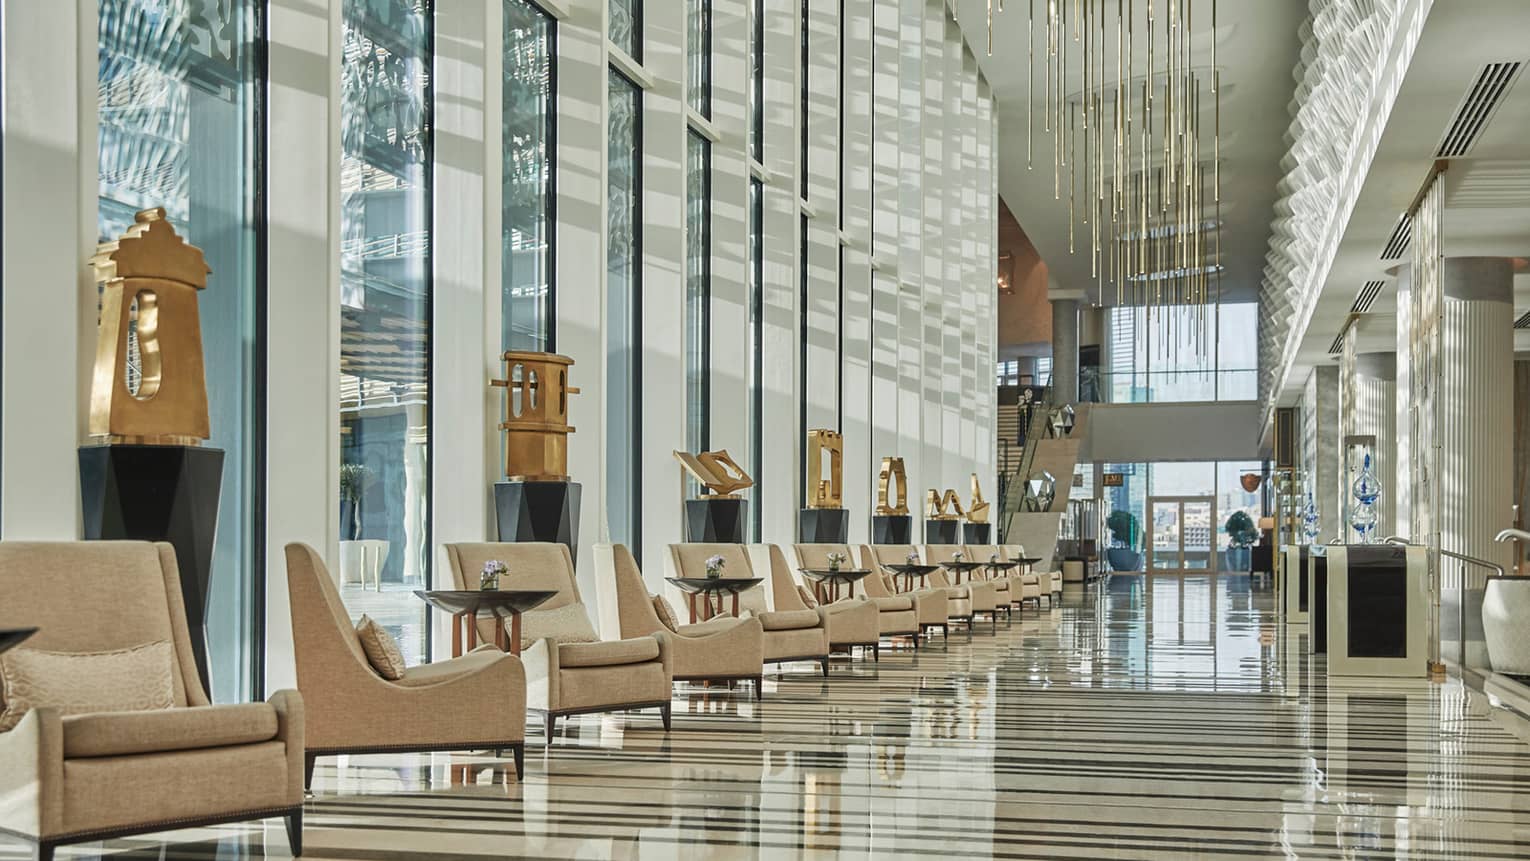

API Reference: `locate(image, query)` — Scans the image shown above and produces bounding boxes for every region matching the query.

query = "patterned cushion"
[521,602,599,650]
[651,595,680,632]
[0,641,175,732]
[796,585,819,609]
[356,615,408,680]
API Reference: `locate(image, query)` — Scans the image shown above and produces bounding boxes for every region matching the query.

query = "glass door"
[1148,496,1218,573]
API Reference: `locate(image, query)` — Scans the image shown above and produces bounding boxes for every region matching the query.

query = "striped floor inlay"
[13,573,1530,859]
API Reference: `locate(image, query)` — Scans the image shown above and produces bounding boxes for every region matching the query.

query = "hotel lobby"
[3,0,1530,858]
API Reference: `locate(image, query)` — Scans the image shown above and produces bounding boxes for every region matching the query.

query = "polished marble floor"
[16,573,1530,859]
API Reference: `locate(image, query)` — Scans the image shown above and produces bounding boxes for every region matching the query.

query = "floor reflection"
[13,573,1530,859]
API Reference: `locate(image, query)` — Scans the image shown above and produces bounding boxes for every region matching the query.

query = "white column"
[840,0,875,541]
[1341,347,1397,539]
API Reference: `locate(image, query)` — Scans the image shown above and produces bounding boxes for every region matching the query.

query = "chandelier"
[983,0,1223,353]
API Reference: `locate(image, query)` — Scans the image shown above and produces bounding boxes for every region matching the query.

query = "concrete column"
[1302,365,1342,542]
[1050,297,1080,403]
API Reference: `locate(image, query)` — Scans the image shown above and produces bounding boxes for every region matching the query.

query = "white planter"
[1483,577,1530,675]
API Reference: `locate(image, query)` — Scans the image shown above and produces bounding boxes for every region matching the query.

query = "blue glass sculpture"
[1302,491,1321,545]
[1350,452,1382,544]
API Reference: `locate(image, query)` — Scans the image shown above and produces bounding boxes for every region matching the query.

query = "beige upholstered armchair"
[862,544,977,634]
[1004,544,1058,606]
[0,542,304,861]
[923,544,1003,631]
[284,543,527,784]
[443,542,672,737]
[794,543,908,653]
[776,544,881,659]
[608,544,766,698]
[851,545,949,642]
[963,545,1016,619]
[670,544,830,677]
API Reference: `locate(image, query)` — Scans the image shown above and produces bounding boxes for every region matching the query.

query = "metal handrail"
[1385,536,1506,673]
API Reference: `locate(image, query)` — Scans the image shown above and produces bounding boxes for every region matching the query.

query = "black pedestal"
[871,514,913,544]
[494,481,581,566]
[963,523,992,544]
[79,444,224,694]
[925,519,960,545]
[684,498,747,543]
[799,508,850,543]
[1311,554,1329,654]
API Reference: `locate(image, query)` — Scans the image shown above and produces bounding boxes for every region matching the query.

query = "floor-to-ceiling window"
[338,0,433,662]
[686,0,710,119]
[609,0,640,61]
[749,0,763,163]
[97,0,264,702]
[684,130,711,456]
[503,0,556,353]
[1104,302,1258,403]
[607,68,642,552]
[748,177,763,540]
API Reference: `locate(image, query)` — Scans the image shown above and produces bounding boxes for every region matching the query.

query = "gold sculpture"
[491,352,578,481]
[926,489,965,521]
[805,429,843,509]
[674,450,754,498]
[967,474,991,524]
[89,208,212,445]
[875,457,909,516]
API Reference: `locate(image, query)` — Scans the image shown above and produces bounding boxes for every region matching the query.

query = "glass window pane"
[610,0,640,61]
[1217,302,1258,400]
[339,0,433,663]
[685,131,711,457]
[748,178,763,540]
[687,0,711,117]
[749,0,763,161]
[607,70,642,551]
[97,0,262,702]
[503,0,555,353]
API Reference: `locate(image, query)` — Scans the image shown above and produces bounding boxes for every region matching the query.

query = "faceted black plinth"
[1311,554,1330,654]
[925,519,960,545]
[684,497,748,543]
[494,481,581,566]
[1346,544,1409,659]
[963,523,992,544]
[799,508,850,543]
[79,444,224,694]
[871,514,913,544]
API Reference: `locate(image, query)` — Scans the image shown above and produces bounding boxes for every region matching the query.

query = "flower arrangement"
[906,551,920,565]
[990,553,1000,563]
[704,554,726,579]
[951,550,965,562]
[826,551,848,572]
[480,560,507,590]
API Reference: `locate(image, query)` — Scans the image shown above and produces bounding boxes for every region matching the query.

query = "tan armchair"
[1004,544,1057,606]
[963,545,1016,620]
[0,542,303,861]
[924,544,1002,632]
[862,544,978,634]
[444,542,671,737]
[852,545,949,641]
[284,543,527,785]
[779,544,881,659]
[671,544,830,677]
[608,544,766,698]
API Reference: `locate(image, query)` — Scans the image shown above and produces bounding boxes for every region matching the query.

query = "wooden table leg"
[493,615,507,652]
[452,612,464,658]
[510,612,522,657]
[731,592,739,618]
[687,594,699,624]
[466,612,478,651]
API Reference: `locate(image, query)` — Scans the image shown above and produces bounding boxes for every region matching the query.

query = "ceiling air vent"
[1350,280,1385,314]
[1327,324,1350,355]
[1380,214,1412,260]
[1515,310,1530,330]
[1436,62,1523,158]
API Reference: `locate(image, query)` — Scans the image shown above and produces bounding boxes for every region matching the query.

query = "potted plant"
[339,463,372,541]
[1105,510,1142,572]
[1222,511,1258,571]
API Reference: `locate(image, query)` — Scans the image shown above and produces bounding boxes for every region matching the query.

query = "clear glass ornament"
[1350,452,1382,544]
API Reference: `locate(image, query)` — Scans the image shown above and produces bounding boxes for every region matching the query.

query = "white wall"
[0,0,998,686]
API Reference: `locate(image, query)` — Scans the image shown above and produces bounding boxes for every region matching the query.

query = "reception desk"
[1326,544,1428,678]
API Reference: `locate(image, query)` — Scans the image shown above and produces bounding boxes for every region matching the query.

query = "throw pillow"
[651,594,680,632]
[0,641,175,732]
[520,602,600,651]
[796,585,819,609]
[356,615,408,680]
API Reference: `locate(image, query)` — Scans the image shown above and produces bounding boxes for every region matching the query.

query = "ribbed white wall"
[1351,373,1398,538]
[1394,268,1412,534]
[1439,295,1514,578]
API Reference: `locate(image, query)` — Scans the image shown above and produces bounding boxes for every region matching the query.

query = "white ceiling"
[953,0,1305,306]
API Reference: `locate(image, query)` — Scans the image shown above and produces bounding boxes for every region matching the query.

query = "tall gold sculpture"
[805,429,843,509]
[89,208,212,444]
[875,457,909,516]
[491,352,578,481]
[926,489,965,521]
[967,474,991,524]
[674,450,754,498]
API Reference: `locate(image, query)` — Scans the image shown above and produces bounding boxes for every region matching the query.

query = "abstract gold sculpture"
[967,474,991,524]
[926,489,965,521]
[89,208,212,445]
[674,450,754,498]
[875,457,909,516]
[805,429,843,509]
[491,352,578,481]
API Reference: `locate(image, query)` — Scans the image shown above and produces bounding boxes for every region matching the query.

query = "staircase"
[996,380,1088,572]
